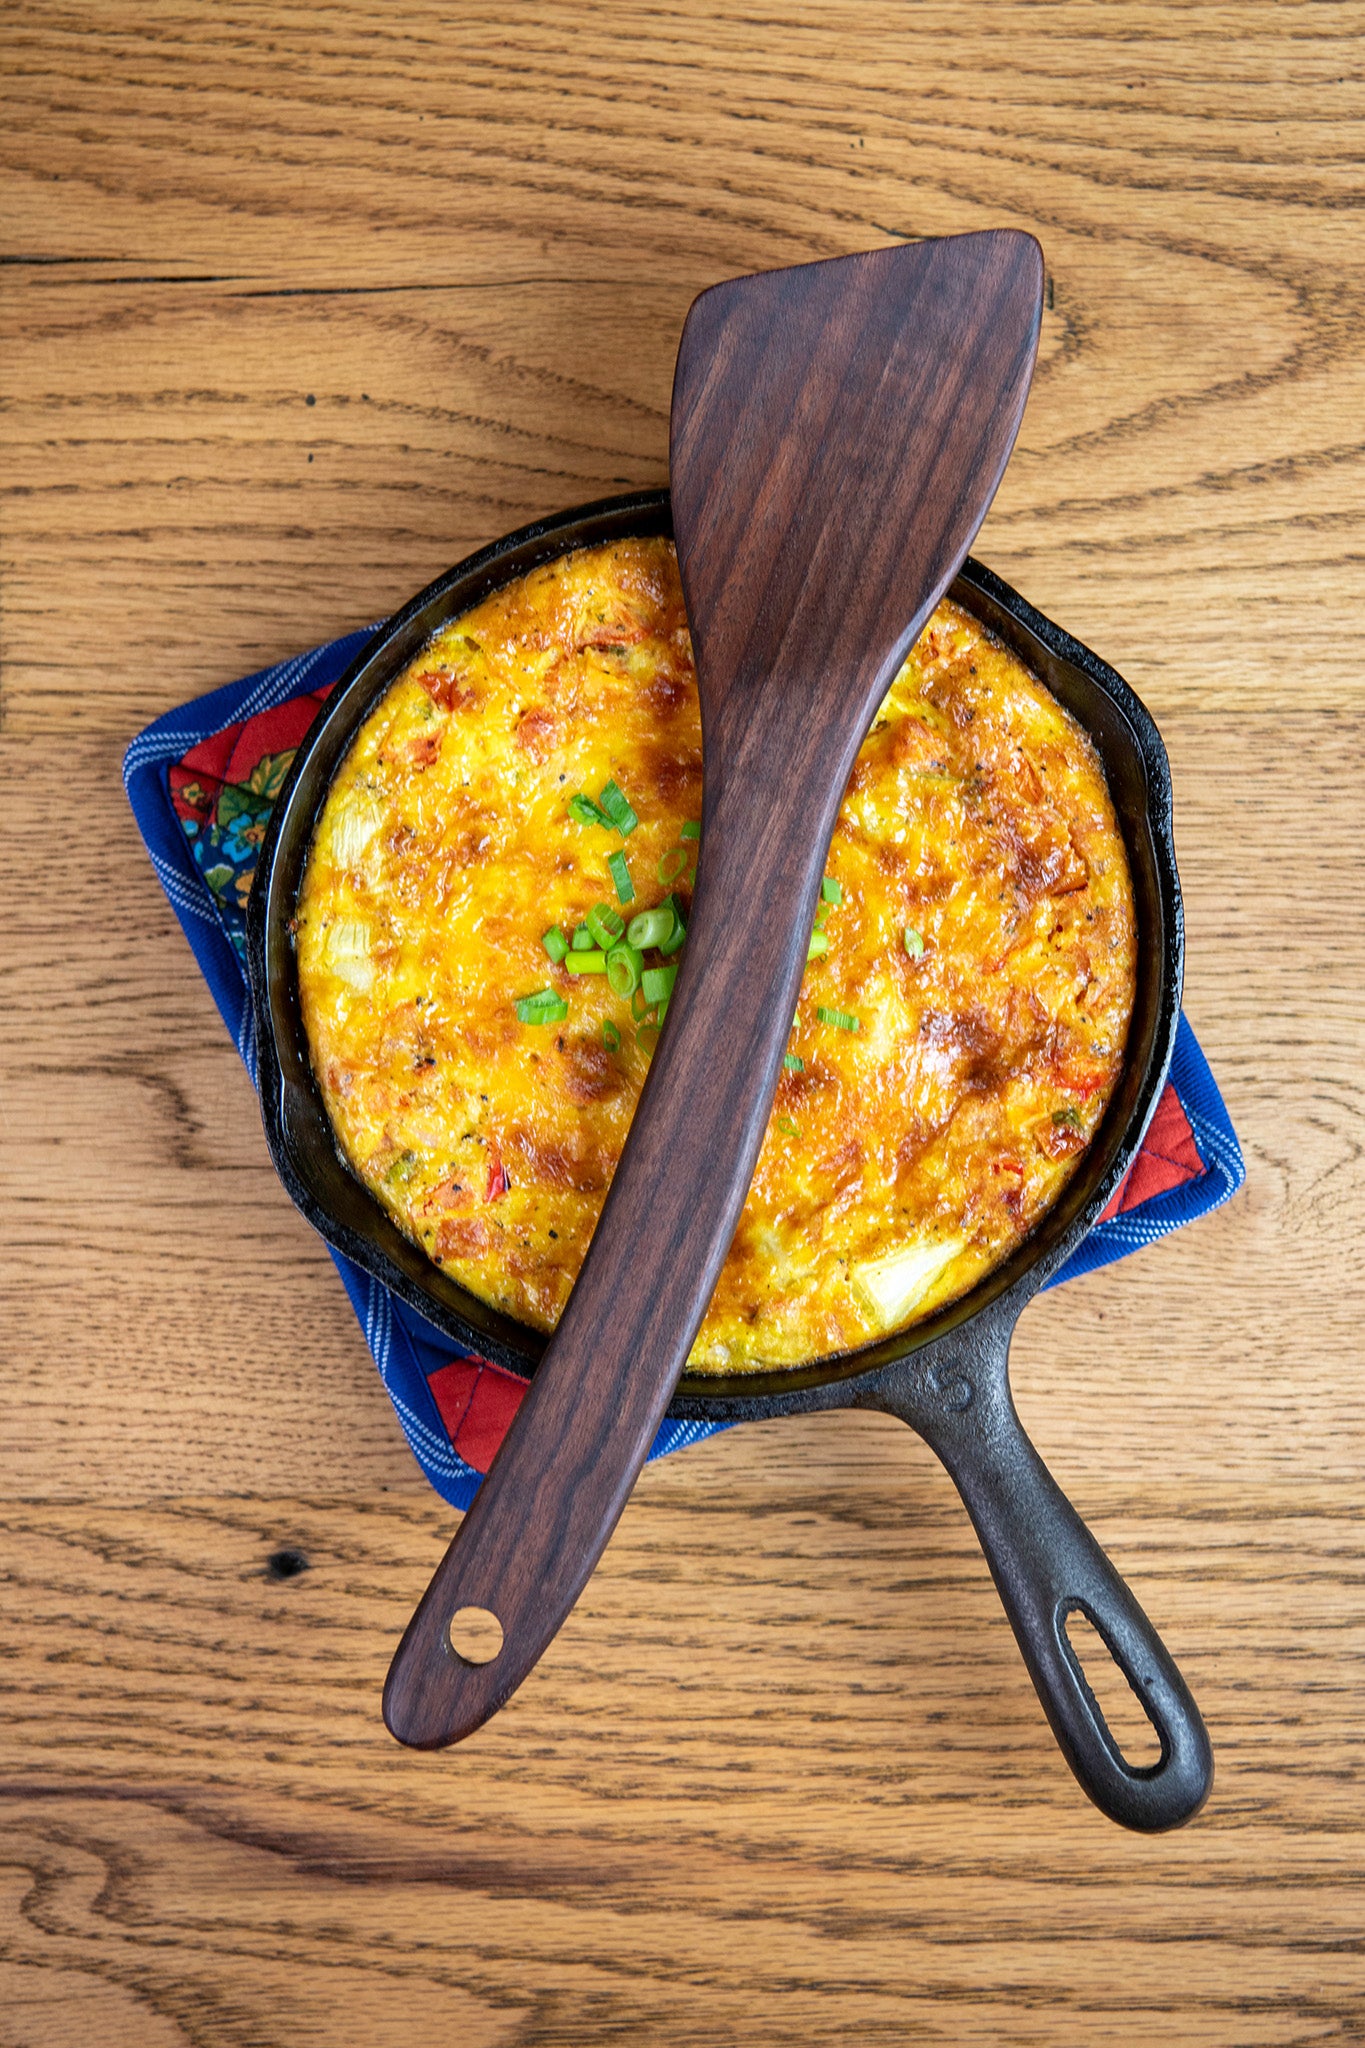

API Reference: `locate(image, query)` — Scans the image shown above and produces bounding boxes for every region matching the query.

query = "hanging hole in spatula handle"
[873,1339,1213,1832]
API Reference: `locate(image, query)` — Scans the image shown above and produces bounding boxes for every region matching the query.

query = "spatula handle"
[383,746,843,1747]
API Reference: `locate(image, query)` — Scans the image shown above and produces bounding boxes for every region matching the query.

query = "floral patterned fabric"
[125,628,1246,1509]
[169,686,331,957]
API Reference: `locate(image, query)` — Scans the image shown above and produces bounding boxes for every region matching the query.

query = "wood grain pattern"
[2,0,1363,2036]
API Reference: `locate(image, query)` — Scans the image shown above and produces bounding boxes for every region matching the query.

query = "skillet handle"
[868,1317,1213,1832]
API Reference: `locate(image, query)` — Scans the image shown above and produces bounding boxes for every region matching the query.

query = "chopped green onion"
[586,902,625,949]
[776,1116,800,1139]
[783,1053,804,1073]
[904,926,925,959]
[658,895,687,956]
[626,906,674,950]
[598,779,638,836]
[657,845,689,886]
[607,850,635,905]
[679,820,701,841]
[603,1019,621,1052]
[564,949,607,974]
[636,1023,660,1055]
[571,923,595,951]
[606,943,644,998]
[821,875,842,905]
[541,925,569,964]
[813,900,830,930]
[807,930,829,960]
[656,994,671,1024]
[641,963,677,1006]
[816,1004,859,1032]
[515,989,568,1025]
[569,792,611,829]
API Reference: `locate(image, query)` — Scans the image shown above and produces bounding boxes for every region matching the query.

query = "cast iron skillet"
[246,488,1212,1832]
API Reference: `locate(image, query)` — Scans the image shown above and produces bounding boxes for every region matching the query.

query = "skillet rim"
[245,489,1183,1420]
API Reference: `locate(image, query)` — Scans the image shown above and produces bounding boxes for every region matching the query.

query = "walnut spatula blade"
[383,231,1043,1747]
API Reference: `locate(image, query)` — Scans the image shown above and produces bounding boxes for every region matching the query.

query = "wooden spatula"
[384,230,1044,1748]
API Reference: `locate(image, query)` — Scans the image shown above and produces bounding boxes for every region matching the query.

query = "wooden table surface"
[3,5,1362,2041]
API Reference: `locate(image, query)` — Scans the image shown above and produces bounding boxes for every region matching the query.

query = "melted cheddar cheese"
[297,537,1135,1372]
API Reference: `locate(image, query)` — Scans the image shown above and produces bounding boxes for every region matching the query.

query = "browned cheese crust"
[296,538,1136,1372]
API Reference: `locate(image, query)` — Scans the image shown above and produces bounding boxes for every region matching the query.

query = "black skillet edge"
[246,491,1182,1417]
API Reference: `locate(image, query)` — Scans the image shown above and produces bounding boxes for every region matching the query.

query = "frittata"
[296,537,1135,1372]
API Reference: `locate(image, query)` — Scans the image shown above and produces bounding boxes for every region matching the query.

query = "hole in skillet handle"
[1061,1604,1164,1771]
[447,1606,504,1666]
